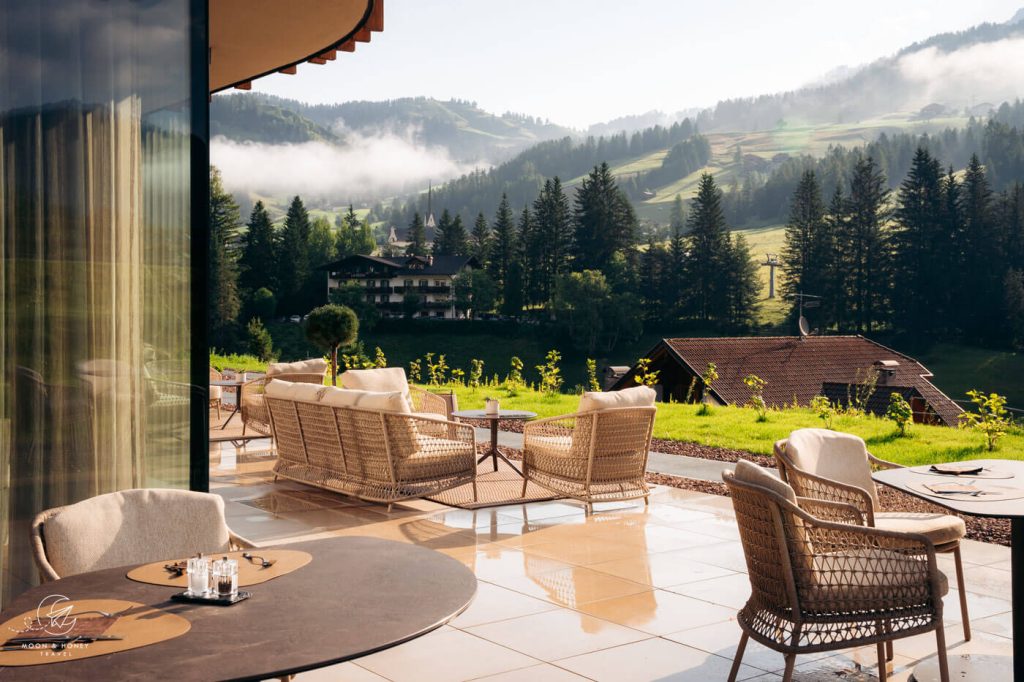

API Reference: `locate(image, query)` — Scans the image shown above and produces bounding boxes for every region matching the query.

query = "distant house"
[611,336,962,426]
[322,253,478,319]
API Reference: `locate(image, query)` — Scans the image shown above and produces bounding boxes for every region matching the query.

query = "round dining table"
[0,537,476,681]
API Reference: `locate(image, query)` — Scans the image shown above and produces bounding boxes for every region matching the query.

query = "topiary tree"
[304,304,358,385]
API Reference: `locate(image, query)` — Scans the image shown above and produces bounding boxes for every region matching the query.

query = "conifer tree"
[842,156,890,333]
[781,170,830,318]
[533,177,573,300]
[519,205,545,305]
[959,154,1001,338]
[667,194,688,317]
[891,148,944,334]
[470,212,490,264]
[489,193,516,289]
[405,212,427,256]
[433,209,469,256]
[724,233,761,330]
[823,186,850,330]
[336,205,360,259]
[239,200,277,297]
[278,195,312,313]
[209,167,242,345]
[683,173,732,321]
[573,163,638,270]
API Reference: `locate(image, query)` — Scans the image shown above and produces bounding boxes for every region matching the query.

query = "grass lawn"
[441,384,1024,467]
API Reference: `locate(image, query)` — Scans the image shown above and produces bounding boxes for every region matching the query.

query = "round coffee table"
[0,537,476,681]
[452,409,537,476]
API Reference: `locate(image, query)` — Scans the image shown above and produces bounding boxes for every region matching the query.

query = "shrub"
[810,395,834,429]
[426,353,449,386]
[408,359,422,383]
[341,341,375,371]
[635,357,660,388]
[450,368,465,385]
[696,362,719,416]
[469,359,484,389]
[536,349,563,396]
[959,390,1011,451]
[248,287,277,322]
[586,359,600,392]
[304,304,358,385]
[504,356,525,396]
[246,318,274,362]
[743,374,768,422]
[374,347,387,368]
[886,393,913,436]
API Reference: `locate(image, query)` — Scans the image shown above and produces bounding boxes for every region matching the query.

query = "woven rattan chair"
[774,428,971,641]
[209,367,223,419]
[521,403,656,513]
[240,359,329,436]
[724,460,949,682]
[31,489,253,582]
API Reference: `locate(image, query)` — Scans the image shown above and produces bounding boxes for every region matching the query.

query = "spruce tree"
[519,205,545,305]
[781,170,830,318]
[724,233,761,330]
[405,212,427,256]
[239,200,277,297]
[843,156,890,333]
[432,209,469,256]
[573,163,638,270]
[824,186,851,331]
[278,195,312,313]
[667,194,687,318]
[489,193,516,289]
[209,167,242,345]
[336,205,360,259]
[683,173,732,321]
[533,177,573,300]
[470,212,490,264]
[960,154,1001,338]
[891,148,944,334]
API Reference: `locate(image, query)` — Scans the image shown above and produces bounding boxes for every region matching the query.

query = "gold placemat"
[908,481,1024,502]
[0,599,189,667]
[127,549,311,588]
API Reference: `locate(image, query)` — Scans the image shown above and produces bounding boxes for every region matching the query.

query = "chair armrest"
[410,385,450,417]
[229,531,256,550]
[796,497,866,526]
[523,414,578,448]
[867,452,901,470]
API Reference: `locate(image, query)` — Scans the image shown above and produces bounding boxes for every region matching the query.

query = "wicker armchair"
[31,489,253,583]
[724,460,949,682]
[774,428,971,640]
[209,367,223,419]
[521,404,656,512]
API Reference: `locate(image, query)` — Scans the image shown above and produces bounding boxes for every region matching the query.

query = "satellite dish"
[798,316,810,336]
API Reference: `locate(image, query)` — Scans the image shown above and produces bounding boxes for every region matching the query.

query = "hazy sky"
[252,0,1022,129]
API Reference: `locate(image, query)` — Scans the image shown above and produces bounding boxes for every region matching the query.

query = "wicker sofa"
[240,358,329,435]
[522,386,657,511]
[265,380,477,505]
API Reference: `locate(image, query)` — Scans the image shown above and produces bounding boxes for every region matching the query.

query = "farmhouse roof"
[616,336,962,426]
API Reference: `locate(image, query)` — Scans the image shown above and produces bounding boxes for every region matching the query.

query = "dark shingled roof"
[321,254,477,276]
[618,336,962,426]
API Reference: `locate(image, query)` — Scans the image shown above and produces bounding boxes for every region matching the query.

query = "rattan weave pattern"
[723,470,949,682]
[521,406,656,509]
[266,396,476,504]
[240,372,325,436]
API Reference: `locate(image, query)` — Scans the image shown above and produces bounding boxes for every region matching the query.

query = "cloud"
[897,36,1024,108]
[210,126,476,199]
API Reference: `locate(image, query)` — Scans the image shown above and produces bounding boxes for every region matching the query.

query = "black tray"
[171,589,252,606]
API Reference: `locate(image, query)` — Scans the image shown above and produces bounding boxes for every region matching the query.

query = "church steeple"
[425,181,436,229]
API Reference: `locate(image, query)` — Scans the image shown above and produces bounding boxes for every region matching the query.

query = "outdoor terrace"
[210,427,1014,681]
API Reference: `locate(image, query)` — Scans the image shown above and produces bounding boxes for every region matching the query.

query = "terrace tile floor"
[210,436,1014,681]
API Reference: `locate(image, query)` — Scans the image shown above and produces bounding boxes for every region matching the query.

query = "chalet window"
[404,279,412,288]
[419,279,428,288]
[434,280,445,287]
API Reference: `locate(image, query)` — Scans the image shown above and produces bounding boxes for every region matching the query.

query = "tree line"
[208,169,375,351]
[781,150,1024,348]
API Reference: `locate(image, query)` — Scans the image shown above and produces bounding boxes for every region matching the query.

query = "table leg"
[220,382,243,429]
[474,418,523,477]
[1013,517,1022,682]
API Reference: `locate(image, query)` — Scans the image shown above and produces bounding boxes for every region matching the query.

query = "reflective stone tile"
[587,550,736,588]
[450,582,559,628]
[489,565,653,608]
[466,609,648,661]
[473,663,589,680]
[554,636,764,681]
[575,589,735,635]
[665,573,752,610]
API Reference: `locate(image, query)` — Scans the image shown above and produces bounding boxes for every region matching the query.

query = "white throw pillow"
[320,386,410,413]
[263,379,325,402]
[267,358,328,377]
[578,385,656,413]
[340,367,412,408]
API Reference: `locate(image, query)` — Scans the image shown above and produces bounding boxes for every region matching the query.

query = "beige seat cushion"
[733,459,797,504]
[267,358,328,377]
[319,386,410,413]
[809,548,948,605]
[578,385,656,413]
[340,368,413,408]
[264,378,325,403]
[394,436,474,481]
[44,489,232,578]
[786,428,879,507]
[874,512,966,546]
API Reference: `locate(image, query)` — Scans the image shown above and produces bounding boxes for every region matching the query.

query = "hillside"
[210,93,575,163]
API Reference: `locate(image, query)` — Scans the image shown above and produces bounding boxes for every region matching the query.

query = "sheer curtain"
[0,0,194,607]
